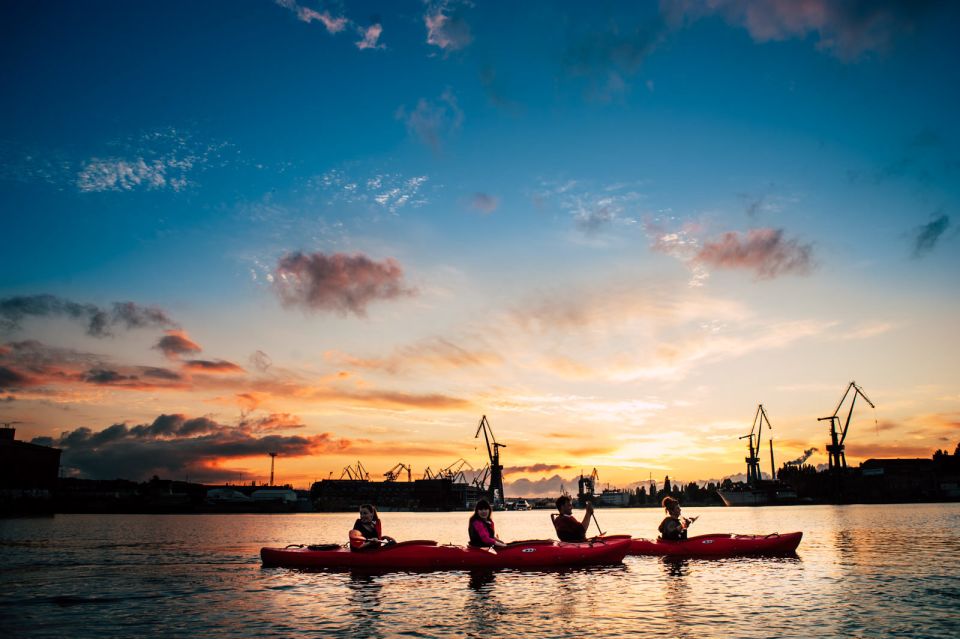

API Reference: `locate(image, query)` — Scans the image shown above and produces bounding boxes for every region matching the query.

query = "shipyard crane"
[740,404,773,484]
[383,463,412,482]
[475,415,505,508]
[578,468,600,505]
[422,466,436,480]
[339,461,370,481]
[268,451,278,486]
[818,381,876,472]
[438,458,473,483]
[472,463,491,491]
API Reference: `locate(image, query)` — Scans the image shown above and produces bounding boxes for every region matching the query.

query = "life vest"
[468,515,497,547]
[350,518,383,549]
[552,513,587,542]
[658,516,687,541]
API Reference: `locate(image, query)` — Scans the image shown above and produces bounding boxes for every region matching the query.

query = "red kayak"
[628,532,802,557]
[261,537,631,571]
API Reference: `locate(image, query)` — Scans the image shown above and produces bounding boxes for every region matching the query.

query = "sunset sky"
[2,1,958,495]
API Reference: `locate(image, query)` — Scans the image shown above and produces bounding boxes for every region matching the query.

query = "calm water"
[1,504,958,638]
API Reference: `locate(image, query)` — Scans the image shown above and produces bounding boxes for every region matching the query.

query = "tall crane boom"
[740,404,773,484]
[819,381,876,472]
[383,463,412,482]
[475,415,505,507]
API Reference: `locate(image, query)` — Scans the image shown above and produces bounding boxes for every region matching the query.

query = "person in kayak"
[658,496,698,541]
[349,504,396,551]
[468,499,507,549]
[551,495,594,542]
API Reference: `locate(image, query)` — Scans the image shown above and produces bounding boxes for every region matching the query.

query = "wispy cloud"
[274,0,347,33]
[468,192,499,214]
[356,23,385,50]
[911,213,951,258]
[315,169,430,215]
[693,228,814,279]
[644,216,710,287]
[0,294,176,337]
[738,190,797,219]
[396,89,464,152]
[77,157,190,192]
[424,0,474,52]
[273,251,416,316]
[534,179,645,236]
[76,128,229,193]
[562,19,665,100]
[326,337,503,375]
[662,0,940,61]
[504,464,574,475]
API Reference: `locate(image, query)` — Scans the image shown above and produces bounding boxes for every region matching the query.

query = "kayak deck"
[261,538,631,572]
[628,532,802,557]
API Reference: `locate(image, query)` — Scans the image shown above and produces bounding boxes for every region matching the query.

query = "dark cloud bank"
[32,413,350,482]
[0,294,175,336]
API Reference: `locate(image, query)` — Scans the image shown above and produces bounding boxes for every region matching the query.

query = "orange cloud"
[273,251,416,317]
[693,228,813,279]
[183,359,245,374]
[154,330,202,359]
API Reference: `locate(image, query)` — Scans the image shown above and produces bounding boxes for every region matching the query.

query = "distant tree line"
[628,475,725,506]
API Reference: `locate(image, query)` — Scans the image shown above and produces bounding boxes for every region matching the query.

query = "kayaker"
[349,504,396,551]
[658,496,698,541]
[551,495,593,542]
[468,499,507,549]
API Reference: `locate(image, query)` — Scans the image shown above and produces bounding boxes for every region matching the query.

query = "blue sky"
[2,1,958,491]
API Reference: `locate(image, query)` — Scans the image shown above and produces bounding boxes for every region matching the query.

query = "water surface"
[2,504,958,638]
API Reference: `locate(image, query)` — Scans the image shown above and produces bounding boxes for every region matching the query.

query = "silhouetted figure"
[658,496,697,541]
[468,499,507,548]
[349,504,395,550]
[551,494,593,542]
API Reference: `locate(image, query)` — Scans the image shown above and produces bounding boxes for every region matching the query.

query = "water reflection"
[346,573,384,639]
[464,571,504,639]
[660,558,692,639]
[468,570,495,592]
[661,557,689,578]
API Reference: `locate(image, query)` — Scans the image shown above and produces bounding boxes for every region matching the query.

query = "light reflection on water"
[1,504,958,638]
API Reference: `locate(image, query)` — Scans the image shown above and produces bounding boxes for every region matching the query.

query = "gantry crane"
[383,463,412,482]
[437,458,473,483]
[819,381,876,472]
[741,404,773,484]
[475,415,505,507]
[339,461,370,480]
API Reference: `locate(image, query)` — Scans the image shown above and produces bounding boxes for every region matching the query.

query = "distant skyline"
[2,1,958,495]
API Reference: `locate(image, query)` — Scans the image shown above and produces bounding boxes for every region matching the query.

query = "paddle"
[589,502,605,536]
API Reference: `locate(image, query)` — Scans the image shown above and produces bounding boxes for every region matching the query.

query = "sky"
[1,0,958,495]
